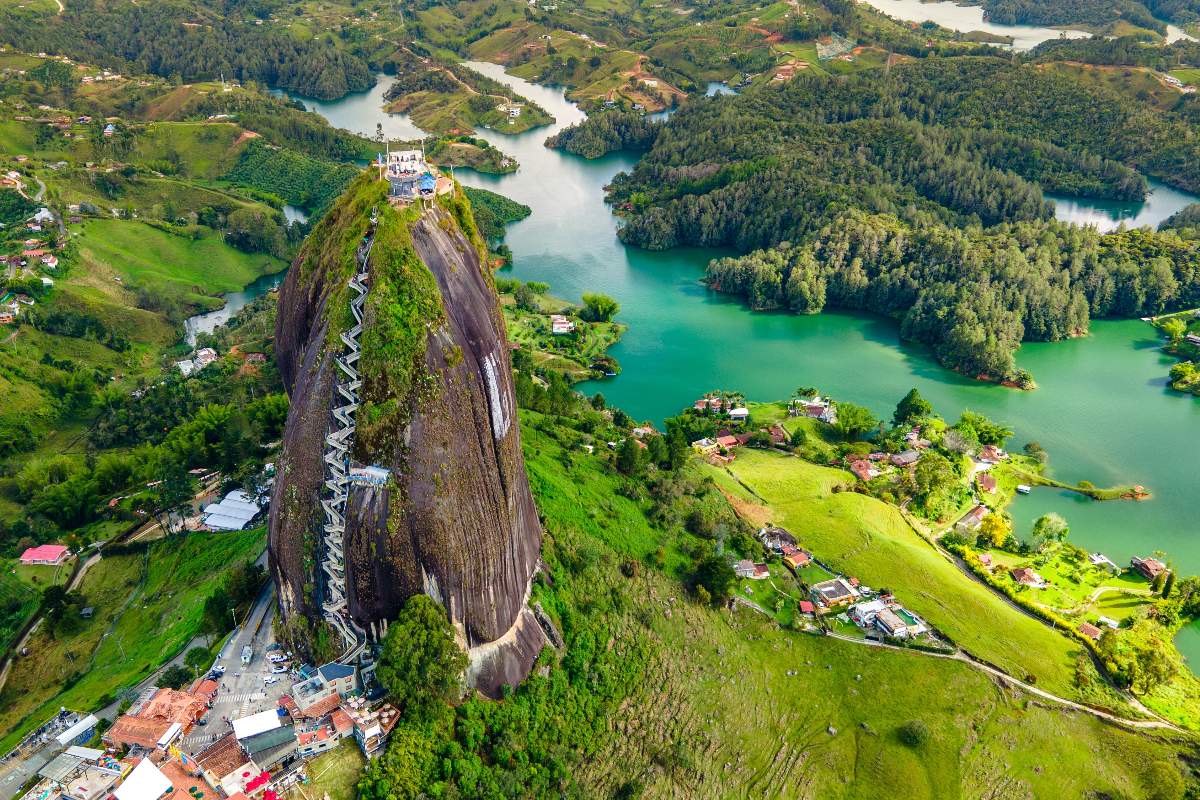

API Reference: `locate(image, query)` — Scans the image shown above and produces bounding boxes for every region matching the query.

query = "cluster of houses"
[751,526,931,641]
[787,394,836,424]
[175,348,219,377]
[21,661,399,800]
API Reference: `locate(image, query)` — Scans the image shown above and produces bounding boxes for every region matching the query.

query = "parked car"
[264,676,280,686]
[270,664,288,674]
[267,653,286,663]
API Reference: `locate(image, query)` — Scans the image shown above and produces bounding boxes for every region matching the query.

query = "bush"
[897,719,930,747]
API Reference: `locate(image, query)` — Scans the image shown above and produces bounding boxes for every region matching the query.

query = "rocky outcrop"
[268,176,544,696]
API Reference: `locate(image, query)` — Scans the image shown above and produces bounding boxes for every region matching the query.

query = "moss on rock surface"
[268,173,545,695]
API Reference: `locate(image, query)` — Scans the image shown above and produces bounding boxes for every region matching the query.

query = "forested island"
[592,57,1200,383]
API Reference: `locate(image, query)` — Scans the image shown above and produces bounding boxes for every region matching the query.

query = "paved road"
[175,579,294,753]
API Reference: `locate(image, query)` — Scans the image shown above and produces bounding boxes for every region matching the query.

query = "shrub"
[897,719,930,748]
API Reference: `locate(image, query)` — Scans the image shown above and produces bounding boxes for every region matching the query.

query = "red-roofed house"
[979,445,1008,463]
[1010,567,1046,588]
[715,435,738,449]
[798,600,816,615]
[296,726,336,758]
[847,459,878,482]
[330,709,354,738]
[20,544,69,565]
[781,545,811,571]
[190,679,219,705]
[1079,622,1102,640]
[976,473,997,494]
[1131,556,1167,580]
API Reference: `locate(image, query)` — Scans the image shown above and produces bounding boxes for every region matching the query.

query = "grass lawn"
[711,448,1129,711]
[291,740,364,800]
[0,528,265,753]
[1170,68,1200,87]
[980,544,1154,615]
[12,560,72,590]
[75,219,286,312]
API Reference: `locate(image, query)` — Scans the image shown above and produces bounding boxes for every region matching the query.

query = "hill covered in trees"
[0,0,372,99]
[606,57,1200,381]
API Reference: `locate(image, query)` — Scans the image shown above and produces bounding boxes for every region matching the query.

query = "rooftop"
[318,662,355,682]
[194,733,247,779]
[114,759,171,800]
[232,709,280,741]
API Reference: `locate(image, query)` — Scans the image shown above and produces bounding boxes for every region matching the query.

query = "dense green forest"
[462,186,531,243]
[706,215,1200,380]
[0,0,372,99]
[1029,35,1200,67]
[545,111,662,159]
[974,0,1175,33]
[606,56,1200,380]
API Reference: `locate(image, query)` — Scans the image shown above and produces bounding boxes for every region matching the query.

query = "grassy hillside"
[709,448,1126,710]
[0,528,265,753]
[483,413,1197,798]
[75,218,286,312]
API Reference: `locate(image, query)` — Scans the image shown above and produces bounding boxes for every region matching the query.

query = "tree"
[646,434,668,467]
[666,428,689,471]
[1161,317,1187,343]
[834,402,877,440]
[1031,513,1069,551]
[913,452,956,516]
[692,554,734,604]
[977,512,1010,549]
[1162,569,1176,599]
[514,283,538,311]
[957,411,1012,447]
[376,595,466,722]
[160,665,193,690]
[892,388,932,426]
[616,437,645,476]
[580,293,619,322]
[185,646,212,676]
[224,207,283,256]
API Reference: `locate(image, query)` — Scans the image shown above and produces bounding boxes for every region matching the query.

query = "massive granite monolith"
[267,174,545,696]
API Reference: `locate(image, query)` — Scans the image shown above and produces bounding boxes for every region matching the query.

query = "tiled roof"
[195,734,248,779]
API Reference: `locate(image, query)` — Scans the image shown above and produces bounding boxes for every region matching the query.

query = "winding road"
[820,629,1182,731]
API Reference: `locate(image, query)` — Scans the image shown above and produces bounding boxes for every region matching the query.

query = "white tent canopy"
[114,759,172,800]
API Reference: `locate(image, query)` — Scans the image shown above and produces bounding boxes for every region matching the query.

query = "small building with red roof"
[20,544,69,565]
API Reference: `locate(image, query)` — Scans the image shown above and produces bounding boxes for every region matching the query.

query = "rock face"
[268,179,545,696]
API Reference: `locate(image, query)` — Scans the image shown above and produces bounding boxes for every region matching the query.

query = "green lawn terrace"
[972,542,1157,627]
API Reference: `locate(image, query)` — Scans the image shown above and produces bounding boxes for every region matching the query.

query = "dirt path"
[822,631,1182,731]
